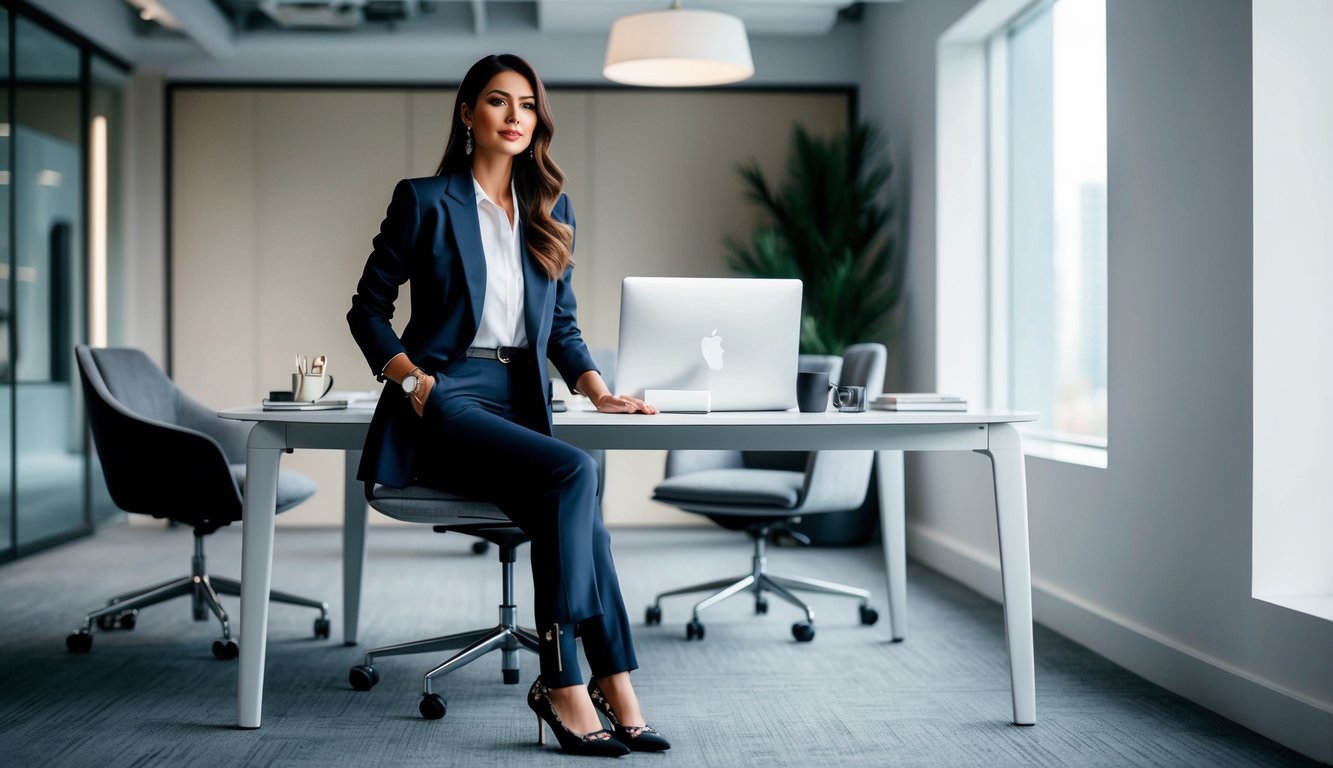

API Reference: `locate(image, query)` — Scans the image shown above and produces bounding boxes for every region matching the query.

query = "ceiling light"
[604,1,754,88]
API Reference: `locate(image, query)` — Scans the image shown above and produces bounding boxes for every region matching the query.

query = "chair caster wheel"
[66,631,92,654]
[792,622,815,642]
[471,540,490,555]
[503,669,520,685]
[314,617,331,638]
[118,612,137,630]
[755,598,769,615]
[96,614,116,631]
[349,665,379,691]
[420,693,447,720]
[859,605,879,626]
[644,605,662,625]
[685,619,705,641]
[212,639,239,660]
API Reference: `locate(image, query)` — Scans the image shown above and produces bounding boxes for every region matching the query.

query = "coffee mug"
[834,385,867,413]
[293,372,335,402]
[796,370,834,413]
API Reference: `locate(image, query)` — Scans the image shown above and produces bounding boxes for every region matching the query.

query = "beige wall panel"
[173,87,846,529]
[253,90,411,526]
[172,90,257,410]
[409,89,453,177]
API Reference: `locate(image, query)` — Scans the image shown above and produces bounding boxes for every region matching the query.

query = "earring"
[465,127,473,156]
[529,147,535,159]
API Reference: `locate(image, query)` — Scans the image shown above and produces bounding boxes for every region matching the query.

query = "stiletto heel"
[527,678,629,757]
[588,679,672,752]
[537,714,546,746]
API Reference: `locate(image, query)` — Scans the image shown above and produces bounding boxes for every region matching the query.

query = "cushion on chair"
[229,465,318,514]
[653,469,805,509]
[368,485,510,525]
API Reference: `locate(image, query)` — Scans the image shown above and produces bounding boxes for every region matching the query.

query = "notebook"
[614,277,802,411]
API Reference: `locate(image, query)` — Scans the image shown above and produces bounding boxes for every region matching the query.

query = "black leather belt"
[466,346,532,364]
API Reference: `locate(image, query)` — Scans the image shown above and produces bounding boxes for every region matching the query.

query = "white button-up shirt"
[470,176,528,350]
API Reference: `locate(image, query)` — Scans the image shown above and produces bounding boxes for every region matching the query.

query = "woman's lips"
[499,131,523,141]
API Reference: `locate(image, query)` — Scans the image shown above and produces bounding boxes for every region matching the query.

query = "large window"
[987,0,1107,462]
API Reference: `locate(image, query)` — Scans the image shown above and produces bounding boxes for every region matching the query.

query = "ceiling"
[122,1,894,49]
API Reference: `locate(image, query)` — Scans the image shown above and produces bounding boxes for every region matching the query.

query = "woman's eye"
[490,98,505,106]
[522,102,535,110]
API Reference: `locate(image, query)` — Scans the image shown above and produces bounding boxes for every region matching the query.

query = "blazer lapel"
[519,215,553,349]
[442,170,486,337]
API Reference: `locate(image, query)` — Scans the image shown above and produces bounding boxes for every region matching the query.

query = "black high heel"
[527,678,630,757]
[588,679,672,752]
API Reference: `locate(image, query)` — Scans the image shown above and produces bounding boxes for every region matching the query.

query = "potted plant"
[726,122,903,357]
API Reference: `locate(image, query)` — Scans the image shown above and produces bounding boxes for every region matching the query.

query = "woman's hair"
[436,54,572,281]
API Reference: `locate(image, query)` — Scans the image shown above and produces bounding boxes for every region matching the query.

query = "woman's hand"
[410,375,435,418]
[592,393,657,414]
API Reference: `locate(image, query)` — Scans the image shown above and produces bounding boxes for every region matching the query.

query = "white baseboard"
[907,521,1333,764]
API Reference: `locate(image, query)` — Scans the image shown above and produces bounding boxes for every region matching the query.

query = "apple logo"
[700,329,725,370]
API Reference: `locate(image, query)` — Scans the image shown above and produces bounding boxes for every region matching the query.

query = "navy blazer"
[347,171,598,488]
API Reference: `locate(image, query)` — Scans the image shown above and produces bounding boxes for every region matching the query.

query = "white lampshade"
[603,7,754,87]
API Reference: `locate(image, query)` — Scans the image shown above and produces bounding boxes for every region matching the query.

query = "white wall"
[862,0,1332,761]
[1252,0,1333,615]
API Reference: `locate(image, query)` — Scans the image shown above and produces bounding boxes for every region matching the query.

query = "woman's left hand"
[593,394,658,415]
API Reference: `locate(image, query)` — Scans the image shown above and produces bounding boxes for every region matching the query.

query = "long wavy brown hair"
[435,54,572,280]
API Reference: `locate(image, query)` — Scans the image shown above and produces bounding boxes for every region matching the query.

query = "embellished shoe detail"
[588,679,672,752]
[528,678,630,757]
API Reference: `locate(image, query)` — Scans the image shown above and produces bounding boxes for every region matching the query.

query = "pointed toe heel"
[527,678,630,757]
[588,680,672,752]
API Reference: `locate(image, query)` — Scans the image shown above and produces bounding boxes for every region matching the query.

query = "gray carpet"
[0,524,1318,767]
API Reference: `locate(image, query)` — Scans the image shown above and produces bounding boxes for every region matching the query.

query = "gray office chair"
[72,345,329,659]
[347,485,538,721]
[646,343,887,642]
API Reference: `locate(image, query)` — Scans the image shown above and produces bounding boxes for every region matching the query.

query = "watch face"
[402,375,418,394]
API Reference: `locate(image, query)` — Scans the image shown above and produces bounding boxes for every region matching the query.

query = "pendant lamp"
[603,1,755,87]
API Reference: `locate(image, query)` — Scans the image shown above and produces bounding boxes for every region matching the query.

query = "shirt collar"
[471,175,520,212]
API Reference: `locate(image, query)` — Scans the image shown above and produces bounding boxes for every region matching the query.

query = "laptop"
[614,277,803,411]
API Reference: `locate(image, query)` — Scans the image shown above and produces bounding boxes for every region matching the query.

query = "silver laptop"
[615,277,802,411]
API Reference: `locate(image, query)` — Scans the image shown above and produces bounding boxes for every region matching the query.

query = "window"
[987,0,1107,462]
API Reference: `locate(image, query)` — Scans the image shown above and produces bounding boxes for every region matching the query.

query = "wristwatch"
[401,368,424,398]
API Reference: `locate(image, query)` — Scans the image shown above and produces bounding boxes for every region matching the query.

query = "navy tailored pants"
[413,356,637,688]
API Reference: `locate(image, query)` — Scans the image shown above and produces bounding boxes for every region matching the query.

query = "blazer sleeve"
[547,193,599,391]
[348,179,419,376]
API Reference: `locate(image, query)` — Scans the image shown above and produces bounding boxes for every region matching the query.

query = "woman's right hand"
[410,375,435,417]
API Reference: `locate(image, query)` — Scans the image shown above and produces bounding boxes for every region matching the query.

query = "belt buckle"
[496,347,511,364]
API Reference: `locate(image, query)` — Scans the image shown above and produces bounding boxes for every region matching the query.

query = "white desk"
[220,405,1038,729]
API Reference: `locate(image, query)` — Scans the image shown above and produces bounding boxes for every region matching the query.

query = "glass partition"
[13,16,86,548]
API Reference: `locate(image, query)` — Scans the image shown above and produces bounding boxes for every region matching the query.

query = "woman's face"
[463,70,538,160]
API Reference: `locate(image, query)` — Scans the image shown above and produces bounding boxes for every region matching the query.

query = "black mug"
[796,371,834,413]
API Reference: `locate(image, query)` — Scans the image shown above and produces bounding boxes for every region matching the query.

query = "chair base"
[649,524,875,637]
[67,532,329,656]
[351,530,538,703]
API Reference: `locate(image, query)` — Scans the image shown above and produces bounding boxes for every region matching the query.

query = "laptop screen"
[614,277,802,411]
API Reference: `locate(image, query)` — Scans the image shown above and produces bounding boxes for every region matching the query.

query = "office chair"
[646,342,887,642]
[348,484,538,721]
[71,345,330,659]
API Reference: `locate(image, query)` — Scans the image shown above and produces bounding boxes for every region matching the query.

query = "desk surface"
[220,403,1038,426]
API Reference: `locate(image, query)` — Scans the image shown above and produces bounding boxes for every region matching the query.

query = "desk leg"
[238,422,285,729]
[978,423,1036,726]
[875,450,906,641]
[342,449,367,646]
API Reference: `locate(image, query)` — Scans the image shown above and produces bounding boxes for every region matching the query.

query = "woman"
[347,54,667,757]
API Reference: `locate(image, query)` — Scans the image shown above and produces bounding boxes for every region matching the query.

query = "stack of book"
[871,393,968,411]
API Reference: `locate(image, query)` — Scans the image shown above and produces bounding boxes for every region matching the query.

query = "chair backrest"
[839,343,887,397]
[76,345,242,529]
